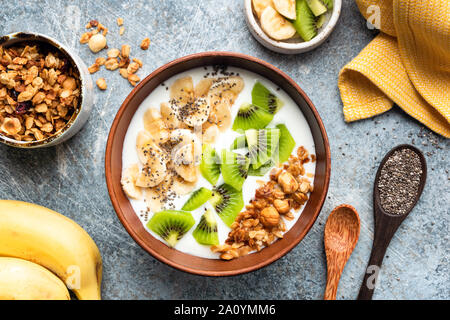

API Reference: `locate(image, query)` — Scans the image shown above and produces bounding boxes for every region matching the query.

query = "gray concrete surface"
[0,0,448,300]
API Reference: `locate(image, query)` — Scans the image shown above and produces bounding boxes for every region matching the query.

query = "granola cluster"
[212,146,315,260]
[80,18,150,89]
[0,44,80,142]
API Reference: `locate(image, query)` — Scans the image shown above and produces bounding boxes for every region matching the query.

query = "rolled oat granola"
[212,146,314,260]
[0,44,81,142]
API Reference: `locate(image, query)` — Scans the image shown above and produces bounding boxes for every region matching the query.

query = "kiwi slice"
[232,103,274,131]
[276,124,296,164]
[306,0,327,16]
[181,187,213,211]
[251,82,284,115]
[322,0,333,10]
[248,160,275,177]
[246,128,280,169]
[221,149,250,191]
[230,135,247,150]
[192,209,219,245]
[209,184,244,226]
[146,210,195,247]
[316,14,326,29]
[200,144,221,186]
[293,0,318,42]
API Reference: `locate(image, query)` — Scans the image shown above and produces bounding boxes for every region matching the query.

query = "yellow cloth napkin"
[338,0,450,138]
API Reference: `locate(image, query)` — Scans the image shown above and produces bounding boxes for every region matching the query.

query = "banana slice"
[121,164,143,200]
[136,129,154,148]
[252,0,273,19]
[175,164,198,183]
[172,175,198,195]
[136,162,167,188]
[209,76,245,99]
[170,128,199,144]
[135,144,168,188]
[208,76,244,111]
[173,143,195,165]
[160,102,181,129]
[273,0,296,20]
[194,78,214,98]
[173,143,199,182]
[144,171,179,212]
[170,76,194,104]
[136,130,158,164]
[143,108,169,143]
[207,76,244,131]
[170,77,212,127]
[144,188,163,213]
[170,129,202,161]
[202,123,219,144]
[260,6,296,40]
[181,97,210,127]
[210,101,232,132]
[143,108,163,130]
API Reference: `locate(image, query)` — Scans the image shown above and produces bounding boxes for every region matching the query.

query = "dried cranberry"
[60,58,70,73]
[15,101,32,114]
[9,89,19,101]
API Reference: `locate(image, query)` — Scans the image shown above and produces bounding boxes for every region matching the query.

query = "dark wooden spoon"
[324,204,360,300]
[357,144,427,300]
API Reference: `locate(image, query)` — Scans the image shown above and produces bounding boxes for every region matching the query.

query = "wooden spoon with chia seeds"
[357,144,427,300]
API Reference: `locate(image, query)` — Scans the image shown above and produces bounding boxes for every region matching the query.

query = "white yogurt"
[122,66,316,259]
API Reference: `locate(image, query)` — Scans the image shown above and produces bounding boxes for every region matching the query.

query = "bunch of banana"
[0,200,102,300]
[0,257,70,300]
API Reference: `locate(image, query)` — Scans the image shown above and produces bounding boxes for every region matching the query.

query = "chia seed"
[377,148,423,215]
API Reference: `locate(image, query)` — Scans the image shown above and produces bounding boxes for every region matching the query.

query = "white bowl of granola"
[0,32,94,148]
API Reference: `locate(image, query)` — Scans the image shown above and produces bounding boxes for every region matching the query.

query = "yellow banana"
[0,257,70,300]
[0,200,102,300]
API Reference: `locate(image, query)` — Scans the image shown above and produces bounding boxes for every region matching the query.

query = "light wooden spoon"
[324,204,361,300]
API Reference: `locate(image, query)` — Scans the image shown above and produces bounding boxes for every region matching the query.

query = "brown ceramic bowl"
[105,52,331,276]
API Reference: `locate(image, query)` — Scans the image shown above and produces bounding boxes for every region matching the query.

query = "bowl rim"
[244,0,342,53]
[0,32,87,148]
[105,51,331,276]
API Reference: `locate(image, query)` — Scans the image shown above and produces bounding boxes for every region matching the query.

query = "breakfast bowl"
[0,32,94,148]
[244,0,342,54]
[105,52,330,276]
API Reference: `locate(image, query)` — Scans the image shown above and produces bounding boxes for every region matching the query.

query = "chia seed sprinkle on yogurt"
[377,148,423,215]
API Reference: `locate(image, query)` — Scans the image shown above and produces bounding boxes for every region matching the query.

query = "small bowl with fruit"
[245,0,341,54]
[105,52,330,276]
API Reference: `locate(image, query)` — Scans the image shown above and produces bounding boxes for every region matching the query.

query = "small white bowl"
[0,32,94,148]
[244,0,342,54]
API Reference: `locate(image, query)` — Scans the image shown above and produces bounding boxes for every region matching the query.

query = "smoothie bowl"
[105,52,330,276]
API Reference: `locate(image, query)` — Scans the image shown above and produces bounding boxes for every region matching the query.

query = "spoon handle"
[324,262,344,300]
[357,240,388,299]
[357,212,402,300]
